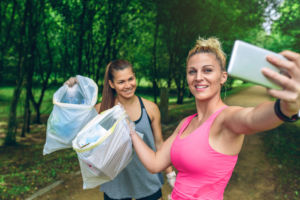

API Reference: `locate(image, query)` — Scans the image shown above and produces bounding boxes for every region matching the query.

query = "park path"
[223,86,278,200]
[36,85,279,200]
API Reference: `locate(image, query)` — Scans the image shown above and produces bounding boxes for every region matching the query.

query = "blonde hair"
[187,37,226,71]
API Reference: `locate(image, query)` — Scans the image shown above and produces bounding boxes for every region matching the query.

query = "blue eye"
[204,68,212,73]
[188,70,196,75]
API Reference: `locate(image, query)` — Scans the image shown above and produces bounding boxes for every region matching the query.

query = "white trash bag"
[43,75,98,155]
[72,104,133,189]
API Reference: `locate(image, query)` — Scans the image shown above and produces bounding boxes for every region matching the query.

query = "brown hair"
[187,37,226,71]
[99,60,133,113]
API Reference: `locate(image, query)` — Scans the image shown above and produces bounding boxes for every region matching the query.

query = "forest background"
[0,0,299,199]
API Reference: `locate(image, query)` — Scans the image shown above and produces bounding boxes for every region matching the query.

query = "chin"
[122,92,135,98]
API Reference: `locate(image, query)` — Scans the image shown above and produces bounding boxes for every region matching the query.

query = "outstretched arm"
[224,51,300,135]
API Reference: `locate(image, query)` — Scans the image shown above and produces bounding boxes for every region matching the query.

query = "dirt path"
[223,86,278,200]
[37,85,278,200]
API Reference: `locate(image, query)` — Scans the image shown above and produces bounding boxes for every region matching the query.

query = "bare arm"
[143,99,175,174]
[224,51,300,135]
[130,118,185,174]
[94,103,101,112]
[223,103,282,135]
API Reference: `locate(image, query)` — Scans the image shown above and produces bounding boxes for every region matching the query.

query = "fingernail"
[261,67,267,73]
[267,55,276,62]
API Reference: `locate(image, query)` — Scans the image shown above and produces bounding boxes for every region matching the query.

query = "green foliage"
[250,1,300,53]
[271,0,300,52]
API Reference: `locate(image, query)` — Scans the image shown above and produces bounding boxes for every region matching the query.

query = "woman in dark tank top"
[66,60,176,200]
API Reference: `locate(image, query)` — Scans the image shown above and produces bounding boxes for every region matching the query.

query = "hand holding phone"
[227,40,287,89]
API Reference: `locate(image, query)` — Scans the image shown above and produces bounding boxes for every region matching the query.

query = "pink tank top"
[170,106,238,200]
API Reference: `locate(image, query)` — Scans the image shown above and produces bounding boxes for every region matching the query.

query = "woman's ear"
[108,80,115,89]
[221,71,228,85]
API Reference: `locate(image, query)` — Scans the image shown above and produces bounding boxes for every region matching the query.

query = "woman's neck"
[115,95,137,107]
[195,95,225,122]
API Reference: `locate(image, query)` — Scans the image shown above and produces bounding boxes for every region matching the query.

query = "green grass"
[262,123,300,200]
[0,87,56,120]
[0,85,191,121]
[0,138,79,200]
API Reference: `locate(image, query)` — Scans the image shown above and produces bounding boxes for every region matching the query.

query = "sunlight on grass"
[0,87,56,120]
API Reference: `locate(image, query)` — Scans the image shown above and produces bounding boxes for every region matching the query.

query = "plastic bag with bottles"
[43,75,98,155]
[72,104,133,189]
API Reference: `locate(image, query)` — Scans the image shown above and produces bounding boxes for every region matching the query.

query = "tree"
[5,0,28,145]
[271,0,300,52]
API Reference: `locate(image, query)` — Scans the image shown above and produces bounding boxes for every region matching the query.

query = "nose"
[196,71,203,81]
[124,81,131,88]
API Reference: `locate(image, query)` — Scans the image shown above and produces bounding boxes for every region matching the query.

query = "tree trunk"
[175,73,185,104]
[151,14,159,103]
[5,0,29,145]
[29,4,52,124]
[22,0,38,135]
[159,87,169,124]
[77,1,87,74]
[6,86,23,145]
[177,89,184,104]
[21,93,30,137]
[5,59,25,145]
[167,53,174,89]
[0,0,17,84]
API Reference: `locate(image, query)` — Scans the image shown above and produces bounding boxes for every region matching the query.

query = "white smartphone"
[227,40,286,89]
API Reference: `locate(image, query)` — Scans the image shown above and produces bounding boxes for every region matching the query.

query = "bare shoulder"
[177,116,189,127]
[171,116,190,136]
[94,103,101,113]
[141,97,158,109]
[214,105,246,135]
[217,106,244,122]
[140,97,160,120]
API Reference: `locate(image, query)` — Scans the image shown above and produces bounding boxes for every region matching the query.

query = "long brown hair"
[99,60,134,113]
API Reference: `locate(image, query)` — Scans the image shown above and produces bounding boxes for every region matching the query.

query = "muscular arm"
[223,102,283,135]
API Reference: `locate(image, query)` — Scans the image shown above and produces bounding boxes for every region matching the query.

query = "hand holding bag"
[72,104,133,189]
[43,75,98,155]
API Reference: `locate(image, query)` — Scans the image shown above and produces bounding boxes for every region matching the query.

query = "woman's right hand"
[263,50,300,116]
[64,77,77,87]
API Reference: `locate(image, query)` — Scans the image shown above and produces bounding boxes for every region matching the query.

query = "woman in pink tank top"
[130,37,300,200]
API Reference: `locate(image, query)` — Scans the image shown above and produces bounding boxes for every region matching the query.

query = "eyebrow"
[188,64,215,68]
[116,76,134,82]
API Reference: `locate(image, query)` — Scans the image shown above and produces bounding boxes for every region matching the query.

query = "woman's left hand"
[262,50,300,116]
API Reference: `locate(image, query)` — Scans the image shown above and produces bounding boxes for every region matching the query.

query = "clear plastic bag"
[43,75,98,155]
[61,84,86,104]
[72,104,133,189]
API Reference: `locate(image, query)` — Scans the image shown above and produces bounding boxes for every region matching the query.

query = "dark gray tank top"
[100,96,163,199]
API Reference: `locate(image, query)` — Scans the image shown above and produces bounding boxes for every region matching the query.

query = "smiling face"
[109,67,137,99]
[187,53,227,101]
